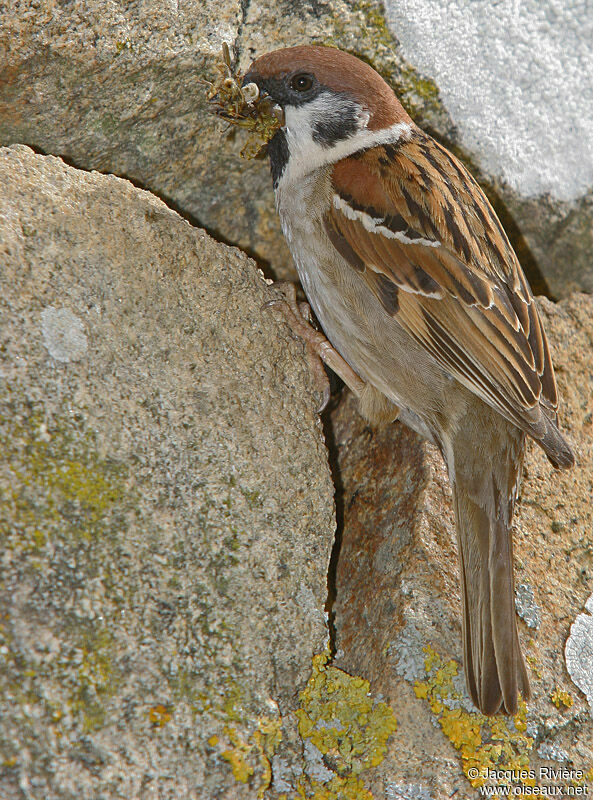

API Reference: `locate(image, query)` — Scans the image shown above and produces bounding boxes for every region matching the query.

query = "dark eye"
[290,73,314,92]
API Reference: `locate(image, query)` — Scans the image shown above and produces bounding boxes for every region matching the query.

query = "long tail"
[449,414,531,715]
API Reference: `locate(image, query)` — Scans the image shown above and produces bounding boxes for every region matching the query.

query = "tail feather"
[454,492,528,714]
[449,418,531,715]
[488,510,523,713]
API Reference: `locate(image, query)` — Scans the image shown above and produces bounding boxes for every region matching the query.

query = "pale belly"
[276,179,448,441]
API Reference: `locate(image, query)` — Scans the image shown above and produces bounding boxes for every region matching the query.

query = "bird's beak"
[241,78,285,126]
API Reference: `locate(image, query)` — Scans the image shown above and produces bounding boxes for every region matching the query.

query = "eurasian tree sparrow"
[240,45,574,715]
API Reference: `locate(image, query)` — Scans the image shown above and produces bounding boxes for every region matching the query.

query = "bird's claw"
[264,281,367,412]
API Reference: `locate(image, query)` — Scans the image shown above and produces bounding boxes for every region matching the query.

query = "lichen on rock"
[413,646,533,789]
[565,594,593,712]
[0,144,336,798]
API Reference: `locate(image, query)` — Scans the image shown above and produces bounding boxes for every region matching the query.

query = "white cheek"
[284,104,314,142]
[283,104,324,169]
[282,93,364,182]
[279,94,413,184]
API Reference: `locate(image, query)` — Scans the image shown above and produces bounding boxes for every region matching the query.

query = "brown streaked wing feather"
[399,291,545,434]
[327,137,559,434]
[324,208,444,299]
[366,271,400,315]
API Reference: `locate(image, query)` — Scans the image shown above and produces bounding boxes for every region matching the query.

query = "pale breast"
[274,169,452,431]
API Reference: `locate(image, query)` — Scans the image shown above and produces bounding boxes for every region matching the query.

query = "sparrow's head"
[243,45,413,186]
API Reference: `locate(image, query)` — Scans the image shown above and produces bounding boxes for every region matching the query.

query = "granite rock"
[0,144,337,799]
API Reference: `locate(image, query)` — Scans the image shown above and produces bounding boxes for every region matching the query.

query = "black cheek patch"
[257,76,293,107]
[257,75,322,108]
[312,101,360,147]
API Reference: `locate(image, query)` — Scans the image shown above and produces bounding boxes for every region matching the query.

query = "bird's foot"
[264,281,367,413]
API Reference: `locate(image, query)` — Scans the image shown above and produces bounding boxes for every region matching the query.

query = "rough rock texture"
[0,145,338,799]
[2,2,593,794]
[330,295,593,798]
[2,0,589,295]
[566,593,593,712]
[384,0,593,202]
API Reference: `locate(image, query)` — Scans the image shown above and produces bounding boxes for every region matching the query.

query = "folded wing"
[325,133,559,442]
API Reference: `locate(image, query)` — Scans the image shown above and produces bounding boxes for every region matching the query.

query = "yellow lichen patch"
[413,646,533,789]
[0,409,126,548]
[526,649,543,679]
[296,650,397,779]
[550,688,574,709]
[0,400,129,737]
[219,715,283,797]
[222,679,246,723]
[222,725,255,784]
[291,775,374,799]
[253,716,283,798]
[147,704,172,727]
[68,627,120,733]
[242,652,396,800]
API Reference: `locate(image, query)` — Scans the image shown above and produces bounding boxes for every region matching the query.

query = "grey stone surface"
[537,741,570,762]
[0,145,336,798]
[384,0,593,202]
[2,0,593,792]
[515,582,541,630]
[385,784,434,800]
[565,593,593,714]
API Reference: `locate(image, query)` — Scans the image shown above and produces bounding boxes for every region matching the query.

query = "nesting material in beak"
[206,43,285,159]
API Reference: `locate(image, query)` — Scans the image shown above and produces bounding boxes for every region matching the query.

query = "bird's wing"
[325,131,558,435]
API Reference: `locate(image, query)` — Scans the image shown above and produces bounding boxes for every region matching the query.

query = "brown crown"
[247,45,411,131]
